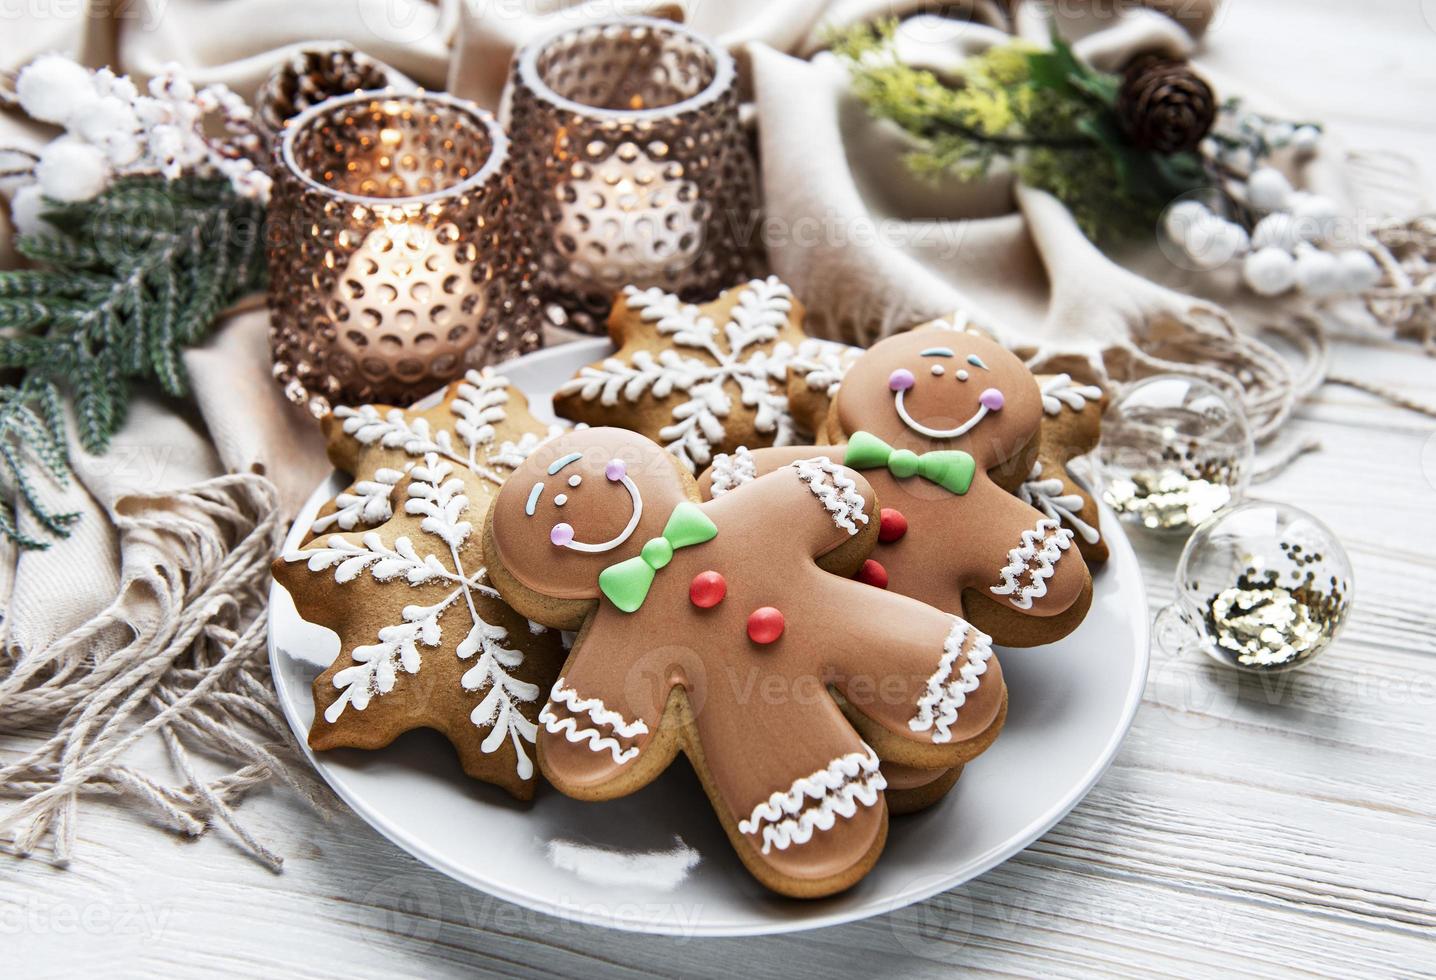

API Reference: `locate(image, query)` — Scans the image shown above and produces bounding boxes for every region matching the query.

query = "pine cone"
[1116,55,1216,155]
[255,44,410,145]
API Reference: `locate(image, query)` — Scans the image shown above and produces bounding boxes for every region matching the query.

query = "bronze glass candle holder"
[506,16,762,332]
[267,91,540,415]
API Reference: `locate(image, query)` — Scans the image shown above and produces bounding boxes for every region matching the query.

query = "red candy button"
[690,570,727,608]
[878,508,908,543]
[855,559,888,589]
[747,607,785,644]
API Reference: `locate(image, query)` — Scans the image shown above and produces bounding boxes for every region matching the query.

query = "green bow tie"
[598,501,718,612]
[843,430,975,495]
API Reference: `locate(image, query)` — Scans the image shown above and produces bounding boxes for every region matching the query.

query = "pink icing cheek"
[979,387,1005,411]
[550,522,574,547]
[605,459,627,482]
[888,368,915,392]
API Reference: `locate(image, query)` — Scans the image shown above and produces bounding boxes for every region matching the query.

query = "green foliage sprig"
[0,176,265,547]
[832,20,1207,240]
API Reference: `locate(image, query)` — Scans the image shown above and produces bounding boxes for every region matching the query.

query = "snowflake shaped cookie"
[552,276,810,471]
[274,371,567,798]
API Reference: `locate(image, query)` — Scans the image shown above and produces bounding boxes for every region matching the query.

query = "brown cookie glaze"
[703,330,1093,648]
[274,370,568,799]
[484,427,1007,899]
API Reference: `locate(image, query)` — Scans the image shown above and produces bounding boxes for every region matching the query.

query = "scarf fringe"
[0,473,328,871]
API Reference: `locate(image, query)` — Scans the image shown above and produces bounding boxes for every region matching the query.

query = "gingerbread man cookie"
[552,276,813,471]
[274,370,567,799]
[784,321,1109,564]
[703,330,1093,648]
[483,428,1007,898]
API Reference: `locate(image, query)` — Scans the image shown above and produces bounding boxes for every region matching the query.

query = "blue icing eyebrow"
[966,354,989,369]
[524,482,544,516]
[547,452,583,475]
[920,347,954,357]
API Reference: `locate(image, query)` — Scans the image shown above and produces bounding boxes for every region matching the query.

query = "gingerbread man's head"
[488,428,692,604]
[832,331,1042,472]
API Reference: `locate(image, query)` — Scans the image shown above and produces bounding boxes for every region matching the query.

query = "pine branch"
[0,175,266,548]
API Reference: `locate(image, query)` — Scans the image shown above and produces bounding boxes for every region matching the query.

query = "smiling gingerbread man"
[483,427,1006,898]
[700,330,1092,647]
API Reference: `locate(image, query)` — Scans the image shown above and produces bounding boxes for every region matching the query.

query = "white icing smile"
[548,457,644,554]
[893,389,994,439]
[888,363,1006,439]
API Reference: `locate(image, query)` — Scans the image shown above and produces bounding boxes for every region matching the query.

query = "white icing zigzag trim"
[737,746,886,855]
[909,619,993,744]
[1040,374,1103,416]
[538,677,649,765]
[990,518,1075,610]
[1017,461,1101,545]
[792,457,869,536]
[709,446,757,497]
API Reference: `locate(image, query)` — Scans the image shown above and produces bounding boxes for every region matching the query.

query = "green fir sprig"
[0,176,265,548]
[832,20,1207,240]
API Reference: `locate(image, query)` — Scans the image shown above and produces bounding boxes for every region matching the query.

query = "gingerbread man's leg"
[537,621,683,800]
[683,670,890,897]
[819,575,1008,771]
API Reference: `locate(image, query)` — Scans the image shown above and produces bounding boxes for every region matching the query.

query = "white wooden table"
[8,3,1436,976]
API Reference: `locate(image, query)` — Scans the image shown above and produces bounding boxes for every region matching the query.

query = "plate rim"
[267,340,1150,936]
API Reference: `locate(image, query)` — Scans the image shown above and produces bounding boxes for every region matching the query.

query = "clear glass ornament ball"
[1097,375,1254,535]
[1155,501,1354,673]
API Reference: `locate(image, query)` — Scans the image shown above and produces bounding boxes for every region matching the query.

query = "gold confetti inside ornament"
[1097,375,1253,534]
[1155,501,1353,673]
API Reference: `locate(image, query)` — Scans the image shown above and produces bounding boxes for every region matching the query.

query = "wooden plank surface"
[6,1,1436,976]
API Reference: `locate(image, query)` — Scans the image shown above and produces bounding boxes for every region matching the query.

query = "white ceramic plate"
[268,339,1149,936]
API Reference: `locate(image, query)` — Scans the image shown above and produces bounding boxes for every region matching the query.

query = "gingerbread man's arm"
[964,477,1090,619]
[698,445,840,501]
[702,454,878,577]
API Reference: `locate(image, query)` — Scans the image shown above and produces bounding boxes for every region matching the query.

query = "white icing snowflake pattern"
[788,338,862,401]
[1039,374,1104,416]
[333,368,558,486]
[285,454,542,779]
[310,466,407,534]
[556,277,801,471]
[1016,462,1101,545]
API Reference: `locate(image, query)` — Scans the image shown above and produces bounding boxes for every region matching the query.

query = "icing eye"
[568,474,582,487]
[966,354,989,370]
[605,459,627,482]
[554,494,568,506]
[550,522,574,547]
[930,364,945,377]
[888,368,915,392]
[979,387,1005,411]
[956,369,970,382]
[525,482,544,516]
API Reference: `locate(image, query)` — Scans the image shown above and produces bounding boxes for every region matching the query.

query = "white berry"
[1294,246,1343,296]
[1252,213,1301,251]
[1290,193,1340,240]
[15,53,98,125]
[35,138,109,201]
[1164,200,1211,242]
[8,183,50,237]
[1291,126,1321,153]
[1243,247,1297,296]
[1334,249,1381,293]
[1245,167,1293,211]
